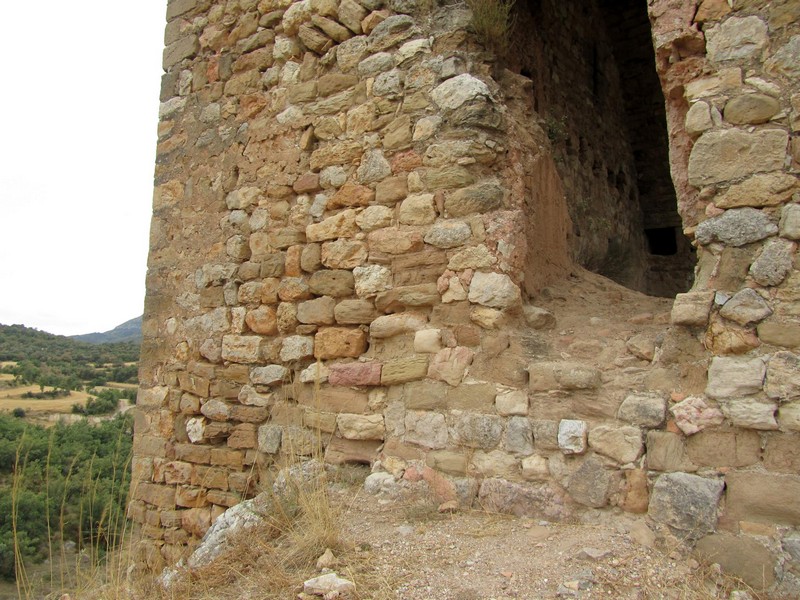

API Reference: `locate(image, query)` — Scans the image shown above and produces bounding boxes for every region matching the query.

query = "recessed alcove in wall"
[508,0,695,298]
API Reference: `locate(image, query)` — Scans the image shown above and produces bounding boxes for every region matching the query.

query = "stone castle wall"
[134,0,800,590]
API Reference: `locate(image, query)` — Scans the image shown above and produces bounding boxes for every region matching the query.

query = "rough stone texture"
[138,0,800,580]
[467,272,521,309]
[706,356,766,399]
[725,472,800,526]
[588,425,643,464]
[750,239,795,287]
[719,288,772,325]
[705,16,768,63]
[557,420,587,455]
[688,130,787,187]
[695,533,775,590]
[765,352,800,402]
[670,397,725,436]
[617,393,667,427]
[648,473,724,536]
[694,207,779,247]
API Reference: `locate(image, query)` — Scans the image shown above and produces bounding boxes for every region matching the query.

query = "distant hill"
[71,315,142,344]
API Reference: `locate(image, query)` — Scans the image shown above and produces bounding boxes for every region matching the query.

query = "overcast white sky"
[0,2,166,336]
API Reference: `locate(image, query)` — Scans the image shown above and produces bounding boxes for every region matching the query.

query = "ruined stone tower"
[134,0,800,590]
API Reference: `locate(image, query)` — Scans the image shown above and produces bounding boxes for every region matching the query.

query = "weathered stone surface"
[478,478,572,521]
[520,455,549,481]
[398,193,436,225]
[766,34,800,79]
[336,414,384,440]
[496,389,528,416]
[764,433,800,473]
[308,269,355,297]
[201,399,230,422]
[695,534,775,590]
[720,398,779,430]
[455,413,503,449]
[685,101,713,136]
[314,327,368,359]
[589,425,643,464]
[469,450,518,478]
[715,173,798,209]
[695,207,779,247]
[686,429,761,467]
[688,130,787,187]
[280,335,314,362]
[724,93,780,124]
[719,288,772,325]
[328,362,382,386]
[369,312,427,338]
[618,393,666,427]
[705,16,768,62]
[222,335,263,363]
[558,420,587,454]
[468,272,520,309]
[646,431,697,472]
[245,306,278,335]
[523,306,556,330]
[320,240,368,269]
[368,227,425,254]
[250,365,288,386]
[357,149,391,184]
[430,74,490,110]
[781,203,800,240]
[725,471,800,526]
[497,415,532,455]
[413,329,442,354]
[555,363,601,390]
[750,239,795,287]
[648,473,724,535]
[706,356,766,399]
[684,67,742,101]
[304,573,356,596]
[427,346,474,386]
[381,355,429,385]
[404,410,447,449]
[670,396,725,436]
[297,296,336,325]
[425,221,473,249]
[334,299,377,324]
[356,205,393,231]
[306,209,359,242]
[766,351,800,401]
[353,264,393,297]
[445,182,504,216]
[367,14,416,52]
[567,454,619,509]
[376,283,440,310]
[758,321,800,349]
[671,291,714,326]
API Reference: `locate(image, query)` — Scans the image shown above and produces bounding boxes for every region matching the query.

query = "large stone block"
[617,392,666,427]
[427,346,474,386]
[705,16,768,62]
[314,327,368,359]
[403,410,447,449]
[567,454,620,509]
[336,414,385,440]
[685,429,761,468]
[468,272,521,309]
[455,413,503,449]
[588,425,643,464]
[688,130,787,187]
[648,473,724,535]
[696,533,775,590]
[763,433,800,473]
[706,356,765,399]
[328,362,382,386]
[222,335,263,364]
[645,431,698,472]
[380,355,429,385]
[725,471,800,526]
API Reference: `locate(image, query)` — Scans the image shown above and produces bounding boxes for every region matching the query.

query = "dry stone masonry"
[135,0,800,592]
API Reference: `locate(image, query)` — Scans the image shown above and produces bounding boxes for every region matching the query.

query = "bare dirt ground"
[328,484,754,600]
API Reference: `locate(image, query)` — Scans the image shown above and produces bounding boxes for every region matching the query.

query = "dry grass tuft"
[466,0,516,56]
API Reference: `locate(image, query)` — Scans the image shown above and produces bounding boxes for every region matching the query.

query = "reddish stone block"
[329,362,382,386]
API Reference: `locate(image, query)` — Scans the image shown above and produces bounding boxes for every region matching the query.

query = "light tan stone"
[306,209,359,241]
[314,327,368,359]
[715,173,798,208]
[321,239,368,268]
[336,414,385,440]
[381,355,430,385]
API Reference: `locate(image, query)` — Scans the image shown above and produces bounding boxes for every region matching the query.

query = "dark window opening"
[645,227,678,256]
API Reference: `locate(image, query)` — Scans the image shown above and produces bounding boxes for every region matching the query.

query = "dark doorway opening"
[509,0,695,297]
